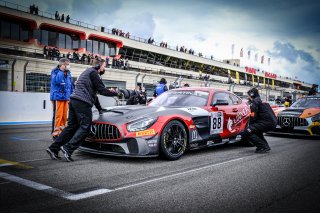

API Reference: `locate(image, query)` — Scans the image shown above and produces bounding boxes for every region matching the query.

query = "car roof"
[172,87,229,93]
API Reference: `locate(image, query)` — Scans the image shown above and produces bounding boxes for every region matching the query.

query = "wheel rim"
[164,124,187,155]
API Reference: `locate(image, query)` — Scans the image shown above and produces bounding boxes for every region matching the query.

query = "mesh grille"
[88,123,121,140]
[277,116,308,128]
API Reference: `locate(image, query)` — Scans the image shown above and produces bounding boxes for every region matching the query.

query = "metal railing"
[0,0,225,63]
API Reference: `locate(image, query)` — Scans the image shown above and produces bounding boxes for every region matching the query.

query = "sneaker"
[255,147,271,154]
[60,146,74,162]
[46,148,61,160]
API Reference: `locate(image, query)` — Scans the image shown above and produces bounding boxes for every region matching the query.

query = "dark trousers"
[49,99,92,155]
[247,132,270,150]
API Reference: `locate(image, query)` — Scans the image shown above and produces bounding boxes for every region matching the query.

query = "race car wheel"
[160,120,187,160]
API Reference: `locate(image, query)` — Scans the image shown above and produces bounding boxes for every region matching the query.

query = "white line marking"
[0,172,113,200]
[0,163,12,167]
[115,157,245,191]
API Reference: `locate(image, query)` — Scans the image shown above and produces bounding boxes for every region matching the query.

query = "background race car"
[272,95,320,137]
[80,87,251,160]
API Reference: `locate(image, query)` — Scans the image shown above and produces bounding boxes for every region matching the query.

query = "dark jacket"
[248,96,277,132]
[71,67,118,106]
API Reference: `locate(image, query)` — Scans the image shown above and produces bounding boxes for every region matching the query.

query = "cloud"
[267,41,316,65]
[194,34,207,42]
[267,41,320,84]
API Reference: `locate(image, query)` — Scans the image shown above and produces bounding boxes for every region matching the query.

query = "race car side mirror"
[212,99,229,107]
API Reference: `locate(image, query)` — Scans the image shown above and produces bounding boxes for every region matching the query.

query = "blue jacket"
[50,66,74,101]
[154,83,168,97]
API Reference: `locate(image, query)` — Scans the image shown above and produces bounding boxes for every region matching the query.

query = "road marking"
[0,159,33,169]
[0,156,249,200]
[115,157,246,191]
[0,171,113,201]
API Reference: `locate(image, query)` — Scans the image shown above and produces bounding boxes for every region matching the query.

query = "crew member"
[50,58,73,140]
[241,88,277,153]
[47,58,119,161]
[308,84,318,96]
[153,78,168,97]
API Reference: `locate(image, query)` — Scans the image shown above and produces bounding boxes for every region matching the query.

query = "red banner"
[245,66,256,74]
[265,71,277,79]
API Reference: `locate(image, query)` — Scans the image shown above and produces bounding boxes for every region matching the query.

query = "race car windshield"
[291,98,320,108]
[149,90,209,107]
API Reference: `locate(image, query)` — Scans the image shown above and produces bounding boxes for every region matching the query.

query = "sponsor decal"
[191,130,198,141]
[179,107,209,116]
[189,142,198,148]
[227,118,236,133]
[222,138,230,143]
[207,140,214,146]
[210,111,223,134]
[136,129,156,137]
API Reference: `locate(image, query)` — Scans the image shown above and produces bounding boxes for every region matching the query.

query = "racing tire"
[119,89,131,99]
[160,120,188,160]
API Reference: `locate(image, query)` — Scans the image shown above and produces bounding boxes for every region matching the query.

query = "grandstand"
[0,1,314,100]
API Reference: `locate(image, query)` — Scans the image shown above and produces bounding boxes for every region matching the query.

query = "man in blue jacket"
[153,78,168,97]
[47,58,119,161]
[50,58,73,139]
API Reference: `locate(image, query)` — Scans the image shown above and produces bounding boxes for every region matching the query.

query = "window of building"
[104,43,110,56]
[87,40,92,53]
[20,27,29,42]
[66,34,72,50]
[48,31,57,46]
[99,41,105,55]
[72,39,79,50]
[80,39,86,49]
[92,40,98,54]
[1,21,11,39]
[58,33,66,49]
[11,23,19,40]
[41,30,48,46]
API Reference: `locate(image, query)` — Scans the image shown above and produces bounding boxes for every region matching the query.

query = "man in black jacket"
[242,88,277,153]
[46,58,119,161]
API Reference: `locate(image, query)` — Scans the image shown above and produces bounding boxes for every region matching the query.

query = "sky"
[12,0,320,85]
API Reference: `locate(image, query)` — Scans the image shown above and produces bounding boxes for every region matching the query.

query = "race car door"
[210,92,238,138]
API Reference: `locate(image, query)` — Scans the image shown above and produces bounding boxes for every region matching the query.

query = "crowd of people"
[29,4,39,15]
[55,11,70,23]
[111,28,130,38]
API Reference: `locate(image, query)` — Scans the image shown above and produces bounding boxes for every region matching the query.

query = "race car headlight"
[127,117,158,132]
[311,113,320,122]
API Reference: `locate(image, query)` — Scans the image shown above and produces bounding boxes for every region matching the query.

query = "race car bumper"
[79,136,160,157]
[270,124,320,137]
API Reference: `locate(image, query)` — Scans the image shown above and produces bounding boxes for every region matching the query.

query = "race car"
[272,95,320,137]
[80,88,251,160]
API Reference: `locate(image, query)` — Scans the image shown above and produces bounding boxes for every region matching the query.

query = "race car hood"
[94,105,208,125]
[275,107,320,118]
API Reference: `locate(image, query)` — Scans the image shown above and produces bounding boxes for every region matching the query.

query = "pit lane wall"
[0,91,117,124]
[0,91,52,124]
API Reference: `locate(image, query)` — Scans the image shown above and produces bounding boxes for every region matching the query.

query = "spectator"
[48,47,53,60]
[43,46,48,58]
[66,15,70,23]
[308,84,318,95]
[49,58,73,139]
[124,58,129,70]
[29,4,35,14]
[154,78,168,97]
[61,14,65,22]
[55,11,60,20]
[35,6,38,15]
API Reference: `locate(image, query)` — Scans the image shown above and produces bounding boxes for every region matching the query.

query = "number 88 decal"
[210,112,223,134]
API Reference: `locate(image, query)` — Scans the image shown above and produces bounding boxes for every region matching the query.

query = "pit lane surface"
[0,125,320,213]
